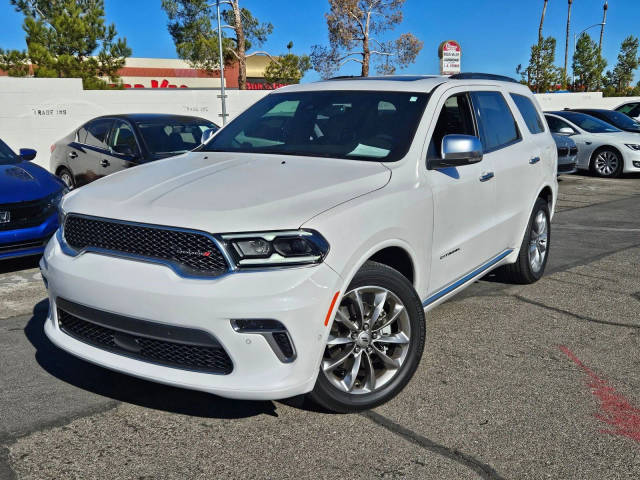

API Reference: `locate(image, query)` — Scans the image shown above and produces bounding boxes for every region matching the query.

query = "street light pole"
[572,22,606,88]
[215,0,228,125]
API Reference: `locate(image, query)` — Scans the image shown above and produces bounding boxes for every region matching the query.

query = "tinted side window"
[510,93,544,134]
[85,119,113,149]
[428,93,476,158]
[544,115,574,134]
[470,91,520,152]
[109,121,139,154]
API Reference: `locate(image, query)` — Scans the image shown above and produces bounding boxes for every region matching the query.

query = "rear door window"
[510,93,545,134]
[84,119,113,150]
[470,91,520,152]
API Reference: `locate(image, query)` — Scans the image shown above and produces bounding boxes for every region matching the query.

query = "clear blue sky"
[1,0,639,83]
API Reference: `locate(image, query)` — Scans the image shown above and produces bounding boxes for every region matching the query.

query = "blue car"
[0,138,66,260]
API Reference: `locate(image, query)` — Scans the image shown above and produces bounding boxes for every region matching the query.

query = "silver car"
[545,111,640,178]
[552,133,578,175]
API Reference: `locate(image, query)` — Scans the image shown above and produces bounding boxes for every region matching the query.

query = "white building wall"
[0,77,269,170]
[2,77,640,172]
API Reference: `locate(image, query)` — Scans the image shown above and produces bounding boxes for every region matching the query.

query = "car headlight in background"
[221,230,329,267]
[624,144,640,151]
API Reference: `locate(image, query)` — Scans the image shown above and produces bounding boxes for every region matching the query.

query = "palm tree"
[539,0,549,42]
[599,1,608,51]
[564,0,573,88]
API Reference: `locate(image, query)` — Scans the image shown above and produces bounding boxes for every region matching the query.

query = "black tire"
[308,261,426,413]
[58,168,75,190]
[498,197,550,284]
[590,148,623,178]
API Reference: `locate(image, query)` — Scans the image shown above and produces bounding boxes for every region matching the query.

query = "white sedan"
[545,111,640,177]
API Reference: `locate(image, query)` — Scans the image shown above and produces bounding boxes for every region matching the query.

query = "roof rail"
[449,73,519,83]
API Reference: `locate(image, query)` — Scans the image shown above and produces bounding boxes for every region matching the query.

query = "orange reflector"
[324,291,340,327]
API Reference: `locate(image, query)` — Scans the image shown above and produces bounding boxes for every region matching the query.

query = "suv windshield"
[0,139,18,165]
[555,111,621,133]
[137,121,219,156]
[202,90,430,162]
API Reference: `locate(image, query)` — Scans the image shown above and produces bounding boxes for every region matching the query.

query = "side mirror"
[201,127,218,145]
[428,135,483,169]
[19,148,37,161]
[557,127,574,135]
[112,144,138,158]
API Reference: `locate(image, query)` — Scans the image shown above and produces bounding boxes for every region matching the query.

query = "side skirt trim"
[422,249,513,307]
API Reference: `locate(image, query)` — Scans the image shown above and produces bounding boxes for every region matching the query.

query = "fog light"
[231,319,296,362]
[633,161,640,168]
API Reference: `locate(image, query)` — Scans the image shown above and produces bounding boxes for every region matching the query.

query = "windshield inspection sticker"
[410,96,418,102]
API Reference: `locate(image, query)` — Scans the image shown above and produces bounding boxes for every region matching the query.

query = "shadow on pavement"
[0,255,40,274]
[24,299,278,419]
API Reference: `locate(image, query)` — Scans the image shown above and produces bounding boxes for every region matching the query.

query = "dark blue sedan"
[0,138,66,260]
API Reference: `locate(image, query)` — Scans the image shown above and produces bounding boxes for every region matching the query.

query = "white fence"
[0,77,269,170]
[1,77,640,172]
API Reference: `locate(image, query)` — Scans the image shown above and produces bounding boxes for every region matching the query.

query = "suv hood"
[63,152,391,232]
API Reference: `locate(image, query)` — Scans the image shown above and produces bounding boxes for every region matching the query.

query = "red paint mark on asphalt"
[559,345,640,443]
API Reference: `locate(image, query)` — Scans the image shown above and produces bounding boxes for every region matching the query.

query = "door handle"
[529,157,541,165]
[100,159,110,167]
[68,151,77,159]
[479,172,494,182]
[585,141,592,145]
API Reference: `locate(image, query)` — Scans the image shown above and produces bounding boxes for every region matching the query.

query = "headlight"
[625,144,640,151]
[221,230,329,267]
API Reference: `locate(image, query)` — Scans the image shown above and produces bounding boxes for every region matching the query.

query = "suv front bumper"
[41,233,343,400]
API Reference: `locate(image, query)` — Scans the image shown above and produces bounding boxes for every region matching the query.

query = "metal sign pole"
[216,0,228,125]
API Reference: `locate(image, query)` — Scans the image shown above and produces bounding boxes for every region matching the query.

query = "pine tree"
[2,0,131,89]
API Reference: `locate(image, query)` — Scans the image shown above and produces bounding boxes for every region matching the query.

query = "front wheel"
[591,148,623,178]
[308,261,425,413]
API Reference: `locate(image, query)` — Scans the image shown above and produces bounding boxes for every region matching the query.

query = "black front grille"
[0,197,55,231]
[57,303,233,374]
[0,236,50,254]
[557,146,569,157]
[558,162,577,173]
[63,215,229,277]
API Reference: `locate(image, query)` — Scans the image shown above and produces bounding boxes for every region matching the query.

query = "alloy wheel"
[594,150,619,177]
[528,210,548,273]
[60,172,74,190]
[321,286,411,395]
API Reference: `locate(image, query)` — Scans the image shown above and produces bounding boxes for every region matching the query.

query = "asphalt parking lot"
[1,173,639,480]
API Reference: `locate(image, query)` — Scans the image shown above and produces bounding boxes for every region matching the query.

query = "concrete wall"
[0,77,269,171]
[535,91,640,111]
[2,77,640,172]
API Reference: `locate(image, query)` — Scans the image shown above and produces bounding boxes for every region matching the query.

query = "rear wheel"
[308,261,425,413]
[591,148,623,178]
[58,168,75,190]
[498,197,550,284]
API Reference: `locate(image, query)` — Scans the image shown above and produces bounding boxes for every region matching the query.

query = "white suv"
[41,74,557,412]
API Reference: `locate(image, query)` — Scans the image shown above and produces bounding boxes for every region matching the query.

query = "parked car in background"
[552,133,578,175]
[43,74,557,412]
[615,102,640,122]
[0,138,65,260]
[50,114,219,189]
[570,108,640,134]
[544,111,640,178]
